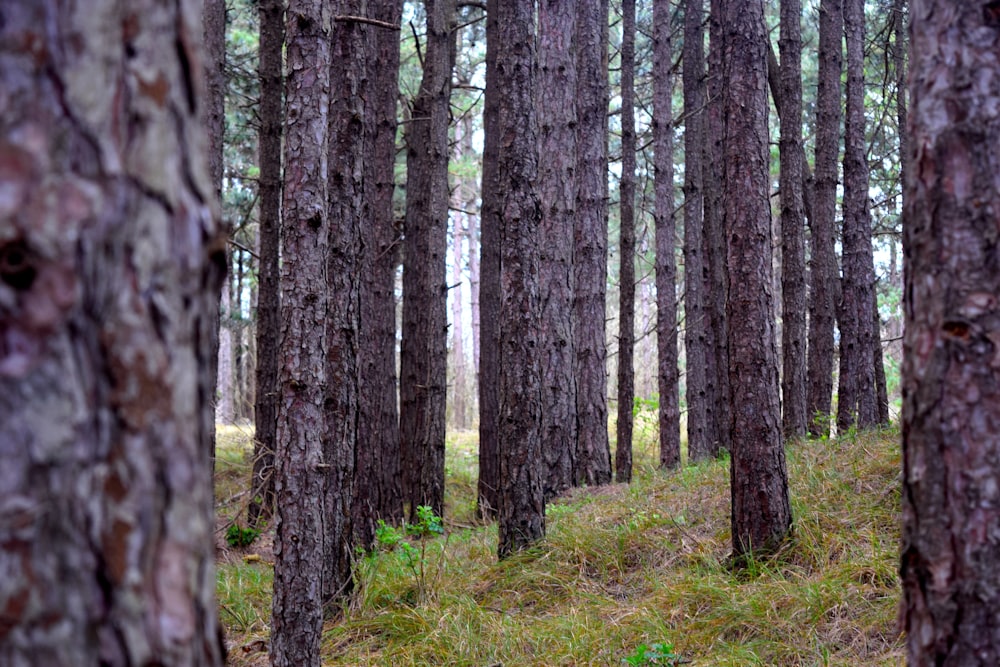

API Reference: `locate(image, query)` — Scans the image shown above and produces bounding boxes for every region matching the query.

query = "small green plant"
[375,505,445,602]
[622,641,686,666]
[225,523,260,548]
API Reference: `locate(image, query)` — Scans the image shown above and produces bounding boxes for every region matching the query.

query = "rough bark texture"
[720,0,792,558]
[537,0,579,500]
[902,2,1000,662]
[683,0,712,463]
[807,0,842,437]
[836,0,877,432]
[354,0,403,551]
[248,0,283,530]
[400,0,456,520]
[0,1,225,664]
[654,0,680,470]
[477,0,501,519]
[574,0,613,487]
[704,0,730,458]
[496,0,545,559]
[778,0,808,440]
[616,0,637,485]
[271,1,331,663]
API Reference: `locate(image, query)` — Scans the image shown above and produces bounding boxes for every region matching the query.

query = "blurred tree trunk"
[902,2,1000,661]
[537,0,579,500]
[721,0,792,558]
[779,0,808,439]
[653,0,680,470]
[354,0,404,551]
[496,0,545,559]
[400,0,457,520]
[615,0,636,485]
[271,0,332,662]
[807,0,842,437]
[248,0,283,530]
[836,0,877,432]
[0,1,225,663]
[574,0,613,487]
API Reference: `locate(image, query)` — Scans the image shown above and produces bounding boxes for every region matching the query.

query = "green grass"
[216,420,904,666]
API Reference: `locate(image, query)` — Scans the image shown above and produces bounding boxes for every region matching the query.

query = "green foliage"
[373,506,446,603]
[225,523,260,548]
[623,642,686,666]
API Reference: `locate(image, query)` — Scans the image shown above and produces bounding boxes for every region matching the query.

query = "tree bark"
[353,0,404,551]
[537,0,579,500]
[836,0,878,432]
[683,0,712,463]
[778,0,808,439]
[248,0,284,530]
[615,0,637,485]
[902,2,1000,661]
[574,0,613,487]
[496,0,545,559]
[654,0,680,470]
[0,1,225,663]
[400,0,457,520]
[807,0,842,437]
[720,0,792,558]
[271,1,332,663]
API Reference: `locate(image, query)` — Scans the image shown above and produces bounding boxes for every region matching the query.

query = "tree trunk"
[400,0,456,520]
[496,0,545,559]
[902,2,1000,661]
[477,0,501,519]
[271,0,332,663]
[683,0,712,463]
[354,0,404,551]
[217,257,236,425]
[615,0,637,485]
[537,0,579,500]
[652,0,680,470]
[0,1,225,663]
[779,0,808,440]
[720,0,792,558]
[836,0,877,432]
[248,0,284,530]
[449,214,468,430]
[807,0,842,437]
[574,0,613,487]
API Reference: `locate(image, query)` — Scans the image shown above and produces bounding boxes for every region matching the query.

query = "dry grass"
[216,417,904,666]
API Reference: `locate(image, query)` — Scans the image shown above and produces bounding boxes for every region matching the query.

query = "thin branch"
[334,15,400,30]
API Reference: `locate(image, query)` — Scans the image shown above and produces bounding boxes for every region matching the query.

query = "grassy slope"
[215,417,903,666]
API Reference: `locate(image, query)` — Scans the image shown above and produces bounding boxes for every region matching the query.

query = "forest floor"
[213,412,904,666]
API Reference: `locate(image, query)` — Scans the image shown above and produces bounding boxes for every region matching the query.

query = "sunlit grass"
[217,419,904,666]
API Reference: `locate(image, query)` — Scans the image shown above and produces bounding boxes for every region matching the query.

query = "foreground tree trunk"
[574,0,613,487]
[399,0,456,519]
[778,0,808,439]
[537,0,579,500]
[271,0,331,663]
[616,0,637,484]
[249,0,284,530]
[496,0,545,559]
[0,1,225,663]
[653,0,680,469]
[807,0,842,437]
[901,2,1000,662]
[720,0,792,558]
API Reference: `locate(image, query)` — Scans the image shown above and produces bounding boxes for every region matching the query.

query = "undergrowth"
[216,421,903,666]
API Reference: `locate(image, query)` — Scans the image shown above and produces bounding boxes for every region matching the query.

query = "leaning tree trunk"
[901,2,1000,663]
[537,0,579,501]
[248,0,284,530]
[0,1,225,664]
[574,0,613,487]
[496,0,545,559]
[720,0,792,558]
[653,0,680,470]
[399,0,456,520]
[615,0,637,485]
